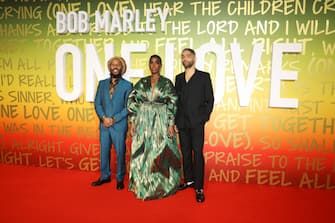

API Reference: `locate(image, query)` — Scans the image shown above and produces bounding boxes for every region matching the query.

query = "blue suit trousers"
[99,126,126,182]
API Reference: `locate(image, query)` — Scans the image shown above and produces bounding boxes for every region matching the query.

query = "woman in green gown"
[127,55,181,200]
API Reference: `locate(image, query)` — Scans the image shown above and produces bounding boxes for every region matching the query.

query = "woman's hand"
[168,125,175,138]
[130,122,136,136]
[174,125,178,133]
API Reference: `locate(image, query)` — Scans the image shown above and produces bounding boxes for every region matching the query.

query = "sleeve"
[204,73,214,121]
[163,79,178,126]
[113,82,133,123]
[94,81,105,121]
[174,75,181,97]
[127,79,144,123]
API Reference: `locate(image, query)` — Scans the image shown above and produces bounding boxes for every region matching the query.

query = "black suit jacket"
[175,69,214,128]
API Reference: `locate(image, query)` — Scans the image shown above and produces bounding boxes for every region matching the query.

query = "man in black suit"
[175,48,214,203]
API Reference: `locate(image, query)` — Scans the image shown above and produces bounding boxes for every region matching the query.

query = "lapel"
[106,78,123,102]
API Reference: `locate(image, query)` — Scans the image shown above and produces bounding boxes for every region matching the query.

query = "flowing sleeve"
[127,79,145,123]
[162,78,177,126]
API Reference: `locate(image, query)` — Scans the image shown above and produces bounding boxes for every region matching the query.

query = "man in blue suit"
[92,56,133,190]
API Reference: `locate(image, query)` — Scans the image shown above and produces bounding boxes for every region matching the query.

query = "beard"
[110,68,122,78]
[182,60,194,69]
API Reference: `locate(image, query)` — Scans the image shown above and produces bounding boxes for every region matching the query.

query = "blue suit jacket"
[94,77,133,131]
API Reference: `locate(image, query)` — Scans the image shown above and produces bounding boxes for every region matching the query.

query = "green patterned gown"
[127,76,181,200]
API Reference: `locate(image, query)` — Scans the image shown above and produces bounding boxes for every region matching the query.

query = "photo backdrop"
[1,0,334,189]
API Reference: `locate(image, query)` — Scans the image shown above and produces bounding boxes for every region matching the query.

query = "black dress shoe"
[116,181,124,190]
[195,189,205,203]
[91,177,111,187]
[178,181,194,190]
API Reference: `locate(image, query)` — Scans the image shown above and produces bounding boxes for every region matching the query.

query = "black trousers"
[178,124,205,190]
